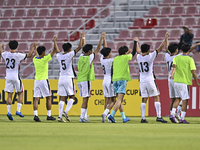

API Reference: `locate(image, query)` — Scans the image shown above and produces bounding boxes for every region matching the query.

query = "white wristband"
[82,37,85,39]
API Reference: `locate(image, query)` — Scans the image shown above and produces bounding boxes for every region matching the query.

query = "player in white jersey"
[57,32,85,122]
[0,40,36,121]
[136,33,169,123]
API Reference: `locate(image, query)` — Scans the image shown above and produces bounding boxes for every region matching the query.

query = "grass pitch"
[0,116,200,150]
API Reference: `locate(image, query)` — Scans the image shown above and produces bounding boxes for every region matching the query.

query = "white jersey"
[57,50,76,78]
[79,53,95,65]
[1,51,26,80]
[137,50,157,83]
[100,55,113,79]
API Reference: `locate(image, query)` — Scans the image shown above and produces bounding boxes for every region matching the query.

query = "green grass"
[0,116,200,150]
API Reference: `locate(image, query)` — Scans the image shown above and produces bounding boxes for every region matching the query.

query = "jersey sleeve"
[1,52,7,60]
[126,54,133,61]
[44,54,52,62]
[17,53,27,61]
[149,51,157,62]
[190,58,196,71]
[89,53,95,64]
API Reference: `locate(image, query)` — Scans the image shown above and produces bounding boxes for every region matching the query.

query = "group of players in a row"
[0,31,199,123]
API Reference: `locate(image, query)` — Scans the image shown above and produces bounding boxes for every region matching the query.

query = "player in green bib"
[170,43,200,124]
[33,35,59,122]
[78,32,106,123]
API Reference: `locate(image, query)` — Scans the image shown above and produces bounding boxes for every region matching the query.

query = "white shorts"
[174,82,190,100]
[34,79,52,97]
[103,78,115,97]
[77,81,91,98]
[57,77,76,96]
[168,79,179,98]
[4,78,24,93]
[140,80,160,98]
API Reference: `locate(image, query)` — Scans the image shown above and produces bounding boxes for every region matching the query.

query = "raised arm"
[192,70,200,86]
[189,43,200,52]
[103,35,107,48]
[93,32,105,55]
[75,31,85,54]
[27,42,37,58]
[133,37,141,55]
[51,35,59,57]
[0,43,3,57]
[157,32,169,53]
[165,33,169,52]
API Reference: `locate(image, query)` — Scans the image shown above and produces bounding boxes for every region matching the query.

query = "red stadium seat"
[51,0,65,7]
[57,43,63,52]
[56,20,71,29]
[41,31,55,41]
[144,7,159,17]
[74,0,87,7]
[24,9,37,19]
[0,67,6,77]
[38,0,52,7]
[0,21,11,29]
[154,66,163,76]
[12,9,25,19]
[159,0,174,6]
[184,18,196,27]
[154,42,165,51]
[22,67,34,77]
[182,6,198,17]
[36,9,49,19]
[141,18,157,29]
[9,20,23,30]
[100,8,110,18]
[83,8,98,18]
[44,20,59,30]
[169,7,184,17]
[184,0,200,6]
[20,32,32,41]
[193,30,200,40]
[8,32,19,40]
[57,31,68,41]
[0,0,5,8]
[71,8,86,18]
[27,0,40,8]
[127,30,143,41]
[62,9,73,17]
[85,0,100,7]
[128,19,144,29]
[152,30,168,40]
[97,0,112,7]
[49,9,61,18]
[97,67,104,77]
[80,20,95,29]
[32,31,44,41]
[114,30,130,41]
[23,20,35,29]
[140,30,155,40]
[117,42,128,50]
[35,20,46,29]
[193,18,200,28]
[193,54,200,64]
[16,0,29,8]
[156,7,172,17]
[0,32,7,40]
[3,0,17,8]
[107,42,116,50]
[2,10,14,19]
[167,18,183,28]
[18,43,28,52]
[162,66,169,77]
[65,0,76,6]
[64,31,80,41]
[171,0,186,6]
[93,54,101,65]
[154,18,170,28]
[67,20,83,30]
[130,66,138,77]
[43,42,53,51]
[169,30,181,40]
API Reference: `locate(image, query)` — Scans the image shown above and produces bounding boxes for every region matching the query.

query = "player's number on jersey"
[6,58,15,69]
[61,60,66,70]
[140,62,149,72]
[102,65,106,74]
[167,61,173,71]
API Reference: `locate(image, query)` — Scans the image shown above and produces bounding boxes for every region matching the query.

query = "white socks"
[140,103,146,119]
[34,110,38,116]
[103,109,110,116]
[59,101,65,118]
[154,102,161,118]
[177,105,182,116]
[47,110,51,117]
[80,108,87,119]
[17,103,22,112]
[171,108,177,115]
[85,109,88,118]
[64,99,74,114]
[181,111,186,120]
[7,105,11,113]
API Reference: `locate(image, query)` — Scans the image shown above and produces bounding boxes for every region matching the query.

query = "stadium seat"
[36,9,49,19]
[144,7,159,17]
[3,0,17,8]
[167,18,183,28]
[169,30,181,40]
[71,8,86,18]
[85,0,100,7]
[141,18,157,29]
[67,20,83,30]
[24,9,37,19]
[65,0,76,6]
[0,32,7,40]
[15,0,29,8]
[50,0,65,7]
[49,9,61,18]
[38,0,52,7]
[193,18,200,28]
[169,7,184,17]
[12,9,25,19]
[0,57,5,65]
[117,42,128,50]
[140,30,155,40]
[128,19,144,29]
[62,9,73,18]
[171,0,186,6]
[127,30,143,41]
[0,0,5,8]
[43,42,53,51]
[193,54,200,64]
[18,43,28,52]
[57,31,68,41]
[64,31,80,41]
[97,67,104,77]
[34,20,46,29]
[0,66,6,77]
[93,54,101,65]
[57,43,63,51]
[184,0,200,6]
[0,21,11,30]
[129,66,138,77]
[44,20,59,30]
[154,53,165,64]
[100,8,110,18]
[156,7,172,17]
[32,31,44,41]
[184,18,196,27]
[154,42,165,51]
[83,8,98,18]
[9,20,23,30]
[27,0,40,8]
[5,44,10,51]
[182,6,198,16]
[80,20,95,29]
[159,0,174,6]
[73,0,87,7]
[154,18,170,28]
[114,30,130,41]
[107,42,116,50]
[2,10,13,19]
[22,67,34,77]
[152,30,168,40]
[56,20,71,29]
[8,32,19,40]
[161,66,168,77]
[97,0,112,7]
[20,32,32,41]
[193,30,200,40]
[41,31,55,41]
[153,66,163,76]
[23,20,35,29]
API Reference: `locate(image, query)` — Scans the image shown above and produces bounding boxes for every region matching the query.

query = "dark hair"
[118,46,128,55]
[181,43,191,53]
[141,44,150,53]
[9,40,18,50]
[100,47,111,57]
[62,43,72,52]
[37,46,46,55]
[83,44,93,53]
[168,43,178,54]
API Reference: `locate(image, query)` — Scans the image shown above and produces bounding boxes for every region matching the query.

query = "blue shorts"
[113,80,127,95]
